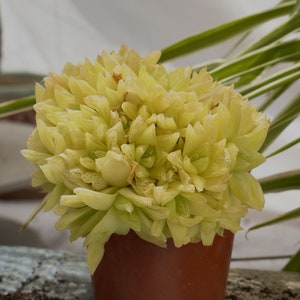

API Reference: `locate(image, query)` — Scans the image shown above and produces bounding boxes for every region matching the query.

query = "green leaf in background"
[247,207,300,272]
[262,93,300,151]
[159,1,296,62]
[260,170,300,193]
[237,10,300,55]
[283,249,300,272]
[210,41,300,83]
[0,96,36,117]
[291,0,300,14]
[259,85,291,112]
[266,137,300,158]
[247,207,300,231]
[240,67,300,100]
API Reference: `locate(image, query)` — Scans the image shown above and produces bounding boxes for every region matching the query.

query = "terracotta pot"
[92,230,234,300]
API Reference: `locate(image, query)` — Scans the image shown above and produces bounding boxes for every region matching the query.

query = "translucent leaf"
[71,188,117,210]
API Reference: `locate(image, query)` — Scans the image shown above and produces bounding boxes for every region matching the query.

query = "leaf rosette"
[22,45,269,273]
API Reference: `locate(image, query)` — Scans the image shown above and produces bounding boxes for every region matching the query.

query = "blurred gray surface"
[0,246,92,299]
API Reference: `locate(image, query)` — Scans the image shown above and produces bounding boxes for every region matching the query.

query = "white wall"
[0,0,278,73]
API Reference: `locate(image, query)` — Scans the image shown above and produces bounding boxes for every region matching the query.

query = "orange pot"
[92,230,234,300]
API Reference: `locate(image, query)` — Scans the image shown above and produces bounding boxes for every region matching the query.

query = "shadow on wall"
[0,216,48,248]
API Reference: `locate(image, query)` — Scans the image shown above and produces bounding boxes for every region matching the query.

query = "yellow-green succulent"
[22,45,269,274]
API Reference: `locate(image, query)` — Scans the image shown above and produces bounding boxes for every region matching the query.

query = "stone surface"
[0,246,93,300]
[0,246,300,299]
[226,269,300,300]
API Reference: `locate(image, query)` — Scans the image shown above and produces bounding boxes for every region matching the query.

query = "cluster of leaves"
[0,0,299,271]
